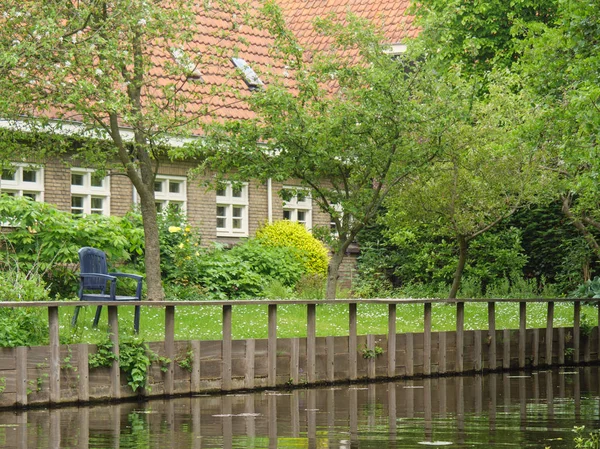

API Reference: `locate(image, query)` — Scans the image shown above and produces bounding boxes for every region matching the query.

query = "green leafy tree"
[192,5,459,298]
[0,0,253,300]
[383,73,548,298]
[517,0,600,269]
[410,0,558,76]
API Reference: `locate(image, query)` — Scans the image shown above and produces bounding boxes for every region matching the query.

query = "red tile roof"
[277,0,418,50]
[25,1,416,131]
[188,0,417,126]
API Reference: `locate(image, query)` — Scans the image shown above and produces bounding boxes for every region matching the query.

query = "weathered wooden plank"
[191,340,201,393]
[388,304,396,378]
[574,301,581,364]
[244,339,255,389]
[268,304,277,387]
[367,334,376,379]
[49,306,60,404]
[519,302,526,369]
[558,327,565,365]
[108,306,120,400]
[349,303,357,380]
[532,328,539,367]
[488,302,496,370]
[290,338,299,385]
[307,303,316,383]
[503,329,511,369]
[546,301,554,366]
[326,336,335,382]
[77,344,89,402]
[438,332,447,374]
[16,346,27,407]
[406,333,414,377]
[584,331,591,363]
[474,330,482,371]
[220,305,232,391]
[456,302,464,373]
[424,303,432,375]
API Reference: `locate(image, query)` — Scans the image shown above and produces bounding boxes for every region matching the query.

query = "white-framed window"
[216,182,248,237]
[70,168,110,215]
[283,187,312,229]
[0,163,44,201]
[154,175,187,213]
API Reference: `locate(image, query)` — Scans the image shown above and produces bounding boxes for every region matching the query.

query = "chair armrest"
[109,273,143,281]
[80,273,117,282]
[109,273,144,299]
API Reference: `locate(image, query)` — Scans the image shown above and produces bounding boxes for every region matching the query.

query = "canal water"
[0,367,598,448]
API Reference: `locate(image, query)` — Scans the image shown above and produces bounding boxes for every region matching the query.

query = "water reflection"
[1,367,599,448]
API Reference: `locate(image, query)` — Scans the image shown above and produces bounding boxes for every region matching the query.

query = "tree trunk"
[325,250,345,299]
[137,182,165,302]
[449,234,468,299]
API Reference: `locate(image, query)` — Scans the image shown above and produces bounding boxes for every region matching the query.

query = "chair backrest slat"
[79,247,109,291]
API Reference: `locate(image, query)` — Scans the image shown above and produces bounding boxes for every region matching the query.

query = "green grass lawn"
[60,301,599,344]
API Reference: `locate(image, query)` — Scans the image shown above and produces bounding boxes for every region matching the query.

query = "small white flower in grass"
[95,68,104,76]
[138,18,147,26]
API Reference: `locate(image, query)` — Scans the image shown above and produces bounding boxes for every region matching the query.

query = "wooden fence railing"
[0,298,598,408]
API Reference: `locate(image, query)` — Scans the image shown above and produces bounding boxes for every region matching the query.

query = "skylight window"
[383,43,407,56]
[231,57,263,90]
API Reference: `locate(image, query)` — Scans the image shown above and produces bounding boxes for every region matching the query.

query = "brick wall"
[32,157,358,288]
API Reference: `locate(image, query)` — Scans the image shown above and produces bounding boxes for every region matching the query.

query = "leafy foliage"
[256,221,329,277]
[118,337,154,393]
[0,195,144,297]
[573,426,600,449]
[0,271,49,347]
[355,220,529,298]
[410,0,558,76]
[88,336,165,393]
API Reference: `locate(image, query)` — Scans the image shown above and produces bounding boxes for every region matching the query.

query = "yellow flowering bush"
[256,220,330,277]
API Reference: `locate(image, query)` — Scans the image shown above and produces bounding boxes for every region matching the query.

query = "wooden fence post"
[307,303,316,383]
[108,305,120,399]
[388,303,396,378]
[456,302,464,373]
[165,305,176,395]
[77,343,89,402]
[546,301,554,366]
[574,301,581,364]
[244,339,255,389]
[268,304,277,387]
[424,302,432,376]
[49,306,61,404]
[16,346,27,407]
[191,340,201,393]
[222,305,232,391]
[503,329,511,369]
[519,302,526,369]
[488,302,496,370]
[349,303,357,381]
[290,338,300,385]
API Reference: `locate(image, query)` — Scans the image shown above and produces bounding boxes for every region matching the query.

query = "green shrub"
[228,238,306,287]
[256,221,329,277]
[170,243,265,300]
[154,205,202,281]
[0,271,50,347]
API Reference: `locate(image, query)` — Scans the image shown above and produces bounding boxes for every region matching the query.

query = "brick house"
[0,1,417,289]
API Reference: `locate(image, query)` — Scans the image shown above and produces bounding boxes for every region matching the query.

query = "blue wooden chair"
[71,247,143,333]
